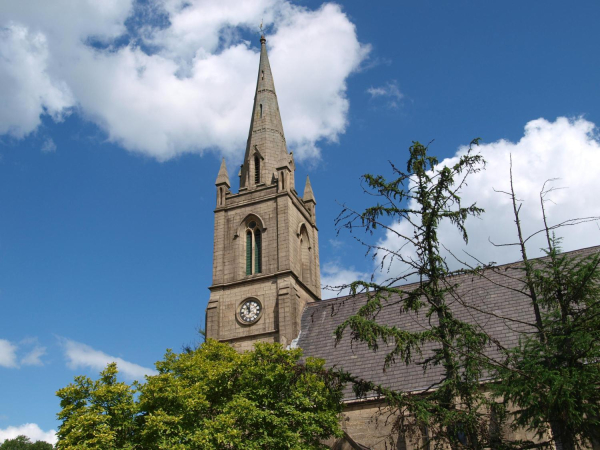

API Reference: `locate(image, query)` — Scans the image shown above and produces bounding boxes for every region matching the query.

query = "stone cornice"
[209,269,321,302]
[215,188,318,230]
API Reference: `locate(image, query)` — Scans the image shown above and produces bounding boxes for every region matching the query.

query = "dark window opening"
[261,70,264,80]
[300,229,311,284]
[254,229,262,274]
[245,220,262,276]
[259,104,262,118]
[254,156,260,184]
[246,231,252,275]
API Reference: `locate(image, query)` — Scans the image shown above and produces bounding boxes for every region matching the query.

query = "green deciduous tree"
[56,363,138,449]
[0,436,53,450]
[56,340,344,450]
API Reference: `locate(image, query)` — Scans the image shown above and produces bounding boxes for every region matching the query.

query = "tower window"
[300,227,311,284]
[259,104,263,118]
[254,156,260,184]
[254,229,262,274]
[245,220,262,275]
[261,70,264,80]
[246,231,252,275]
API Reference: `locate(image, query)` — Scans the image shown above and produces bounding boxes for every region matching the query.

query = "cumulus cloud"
[0,23,74,138]
[367,80,403,109]
[0,1,369,162]
[321,261,370,299]
[0,423,57,446]
[61,338,157,381]
[0,339,18,368]
[372,117,600,282]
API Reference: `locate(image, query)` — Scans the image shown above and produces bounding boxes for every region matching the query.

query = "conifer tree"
[336,144,600,449]
[335,140,497,448]
[490,173,600,449]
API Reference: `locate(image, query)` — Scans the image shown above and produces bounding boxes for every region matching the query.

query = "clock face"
[239,299,262,324]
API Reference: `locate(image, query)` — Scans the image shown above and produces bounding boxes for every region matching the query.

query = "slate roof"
[297,245,600,401]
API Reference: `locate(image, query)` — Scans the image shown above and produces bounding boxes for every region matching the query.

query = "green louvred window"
[246,231,252,275]
[254,229,262,273]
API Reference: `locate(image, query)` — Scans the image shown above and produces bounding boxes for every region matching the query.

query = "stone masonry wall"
[207,178,320,347]
[331,399,581,449]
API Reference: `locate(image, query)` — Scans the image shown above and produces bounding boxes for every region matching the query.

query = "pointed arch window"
[299,226,311,284]
[254,229,262,273]
[245,220,262,275]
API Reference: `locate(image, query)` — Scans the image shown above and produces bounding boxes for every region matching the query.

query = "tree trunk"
[551,420,575,450]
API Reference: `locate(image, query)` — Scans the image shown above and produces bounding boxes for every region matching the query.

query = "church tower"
[205,35,321,351]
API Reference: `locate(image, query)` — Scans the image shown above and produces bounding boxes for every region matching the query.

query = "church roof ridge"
[310,243,600,310]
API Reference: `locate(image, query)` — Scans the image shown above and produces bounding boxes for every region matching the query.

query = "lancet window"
[245,220,262,275]
[299,226,311,284]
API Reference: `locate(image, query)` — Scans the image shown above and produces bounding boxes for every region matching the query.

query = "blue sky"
[1,0,600,443]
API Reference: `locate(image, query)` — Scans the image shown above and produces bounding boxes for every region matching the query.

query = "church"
[205,34,320,352]
[204,36,600,449]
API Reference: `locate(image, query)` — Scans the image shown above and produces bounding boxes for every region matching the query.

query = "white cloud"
[367,80,403,109]
[0,23,74,138]
[0,339,18,368]
[40,137,56,153]
[0,1,369,162]
[0,0,132,42]
[372,117,600,282]
[0,423,57,446]
[0,338,47,368]
[61,338,157,381]
[21,345,46,366]
[328,239,345,250]
[321,261,370,299]
[270,3,370,160]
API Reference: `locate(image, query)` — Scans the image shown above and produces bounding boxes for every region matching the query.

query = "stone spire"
[303,175,315,203]
[215,158,230,188]
[240,35,289,190]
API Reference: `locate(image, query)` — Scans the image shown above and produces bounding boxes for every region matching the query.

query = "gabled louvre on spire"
[240,35,289,190]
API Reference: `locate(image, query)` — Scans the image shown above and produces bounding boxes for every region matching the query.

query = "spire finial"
[259,20,266,44]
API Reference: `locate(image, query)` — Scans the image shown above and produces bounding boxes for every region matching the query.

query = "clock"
[238,299,262,324]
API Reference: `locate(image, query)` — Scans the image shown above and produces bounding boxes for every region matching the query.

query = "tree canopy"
[336,140,495,449]
[0,436,53,450]
[56,340,344,450]
[336,141,600,449]
[489,173,600,450]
